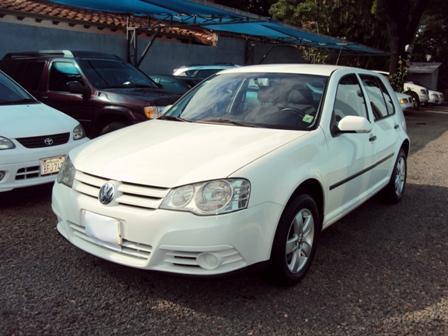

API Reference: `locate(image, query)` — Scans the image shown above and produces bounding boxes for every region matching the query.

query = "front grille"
[69,222,152,260]
[73,171,169,210]
[16,132,70,148]
[15,165,40,180]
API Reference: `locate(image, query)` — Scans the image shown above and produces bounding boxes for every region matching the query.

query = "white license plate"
[82,210,121,249]
[40,155,65,176]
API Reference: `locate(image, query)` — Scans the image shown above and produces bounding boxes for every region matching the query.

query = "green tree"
[373,0,429,74]
[269,0,431,79]
[412,0,448,89]
[212,0,276,16]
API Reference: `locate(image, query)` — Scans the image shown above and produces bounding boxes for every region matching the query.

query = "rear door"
[358,74,398,186]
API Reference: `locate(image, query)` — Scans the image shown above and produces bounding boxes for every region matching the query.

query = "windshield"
[0,72,36,105]
[78,59,158,89]
[164,73,327,130]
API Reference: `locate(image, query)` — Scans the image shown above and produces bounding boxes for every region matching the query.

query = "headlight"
[56,156,75,188]
[160,178,251,215]
[73,124,86,140]
[144,106,165,119]
[0,136,15,150]
[399,98,407,104]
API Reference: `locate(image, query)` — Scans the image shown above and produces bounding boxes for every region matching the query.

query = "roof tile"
[0,0,216,45]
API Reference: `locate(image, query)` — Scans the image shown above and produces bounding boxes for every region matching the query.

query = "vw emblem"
[98,181,116,205]
[44,137,54,146]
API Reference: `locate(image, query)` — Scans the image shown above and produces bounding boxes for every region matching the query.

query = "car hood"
[0,103,77,138]
[71,120,306,187]
[100,88,180,105]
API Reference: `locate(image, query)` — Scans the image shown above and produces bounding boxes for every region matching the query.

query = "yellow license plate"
[40,156,65,176]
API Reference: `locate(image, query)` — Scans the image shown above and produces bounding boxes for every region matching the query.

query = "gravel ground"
[1,107,448,336]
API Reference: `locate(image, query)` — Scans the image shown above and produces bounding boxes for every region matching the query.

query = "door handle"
[394,124,399,129]
[369,135,377,142]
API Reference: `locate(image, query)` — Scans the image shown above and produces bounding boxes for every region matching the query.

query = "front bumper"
[0,139,88,192]
[52,182,283,275]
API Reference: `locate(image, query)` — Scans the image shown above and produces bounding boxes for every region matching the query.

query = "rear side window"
[49,61,82,92]
[0,61,44,91]
[332,74,368,130]
[21,62,45,91]
[360,75,395,120]
[195,69,220,78]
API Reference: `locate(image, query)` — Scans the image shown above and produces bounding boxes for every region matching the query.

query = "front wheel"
[268,194,320,286]
[382,150,407,203]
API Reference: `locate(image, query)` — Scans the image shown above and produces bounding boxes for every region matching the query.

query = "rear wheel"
[382,149,407,204]
[268,194,320,286]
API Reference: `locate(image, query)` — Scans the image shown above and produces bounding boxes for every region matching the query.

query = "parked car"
[173,63,239,80]
[396,92,413,112]
[403,81,429,108]
[428,89,444,105]
[148,74,194,95]
[0,70,88,192]
[0,50,180,136]
[52,64,409,285]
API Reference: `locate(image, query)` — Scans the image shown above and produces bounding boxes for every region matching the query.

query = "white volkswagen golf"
[52,65,409,285]
[0,71,88,192]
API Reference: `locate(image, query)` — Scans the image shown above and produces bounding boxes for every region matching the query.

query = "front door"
[43,60,93,132]
[323,74,377,221]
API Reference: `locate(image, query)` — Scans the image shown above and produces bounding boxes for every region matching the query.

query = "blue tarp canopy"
[50,0,384,55]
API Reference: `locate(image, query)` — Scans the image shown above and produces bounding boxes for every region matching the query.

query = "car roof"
[218,64,358,76]
[2,50,121,61]
[176,65,238,71]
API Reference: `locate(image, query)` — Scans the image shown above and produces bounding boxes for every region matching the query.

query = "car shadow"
[74,182,448,333]
[0,183,53,209]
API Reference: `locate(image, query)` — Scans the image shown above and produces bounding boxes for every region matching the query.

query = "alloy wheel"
[285,208,314,274]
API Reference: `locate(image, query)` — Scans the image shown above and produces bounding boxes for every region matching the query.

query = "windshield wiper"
[195,118,256,127]
[158,115,189,122]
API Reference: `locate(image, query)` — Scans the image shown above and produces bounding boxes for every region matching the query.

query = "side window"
[332,74,368,130]
[49,62,82,92]
[196,69,220,78]
[21,62,45,91]
[360,75,395,120]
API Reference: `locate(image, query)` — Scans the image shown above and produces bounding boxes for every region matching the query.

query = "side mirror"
[66,81,89,97]
[337,116,372,133]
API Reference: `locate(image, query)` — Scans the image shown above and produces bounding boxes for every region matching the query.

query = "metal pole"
[137,27,160,68]
[336,47,342,65]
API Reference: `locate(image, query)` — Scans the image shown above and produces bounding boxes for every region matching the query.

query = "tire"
[99,121,129,135]
[409,92,420,110]
[268,194,320,286]
[381,149,407,204]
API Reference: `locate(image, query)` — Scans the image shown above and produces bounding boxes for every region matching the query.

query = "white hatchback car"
[0,71,88,192]
[52,64,409,285]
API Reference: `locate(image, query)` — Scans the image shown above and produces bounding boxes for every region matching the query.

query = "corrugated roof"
[48,0,384,55]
